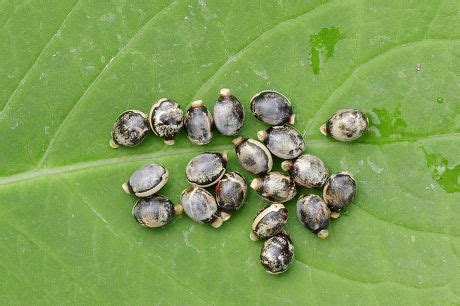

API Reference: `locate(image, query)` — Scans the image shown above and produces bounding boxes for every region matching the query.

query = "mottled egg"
[215,172,247,216]
[233,137,273,175]
[250,90,295,125]
[250,203,288,241]
[148,98,184,145]
[213,88,245,136]
[320,109,368,142]
[122,164,169,197]
[110,110,149,148]
[323,172,356,218]
[260,234,295,274]
[251,172,296,203]
[181,187,223,228]
[132,195,182,228]
[185,152,227,187]
[281,154,328,188]
[297,194,330,239]
[184,100,213,145]
[258,125,305,159]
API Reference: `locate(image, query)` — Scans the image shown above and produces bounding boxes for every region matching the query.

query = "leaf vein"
[191,0,338,100]
[0,144,233,186]
[295,258,449,290]
[36,0,179,168]
[0,0,80,114]
[58,179,209,303]
[425,0,445,38]
[302,38,460,137]
[2,130,460,186]
[4,219,91,295]
[355,205,459,238]
[60,178,124,241]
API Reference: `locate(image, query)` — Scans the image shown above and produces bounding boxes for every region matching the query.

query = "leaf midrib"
[0,132,458,187]
[0,144,233,186]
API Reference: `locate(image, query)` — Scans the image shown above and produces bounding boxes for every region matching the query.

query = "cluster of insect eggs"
[238,102,365,274]
[110,88,367,147]
[181,152,248,228]
[122,163,182,228]
[113,88,368,274]
[122,152,248,229]
[110,88,245,148]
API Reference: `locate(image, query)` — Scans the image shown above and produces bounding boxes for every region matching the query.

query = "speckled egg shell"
[132,195,178,228]
[181,187,218,224]
[110,110,149,148]
[258,125,304,159]
[282,154,328,188]
[320,109,368,142]
[251,203,288,240]
[148,98,184,144]
[123,164,169,197]
[297,194,330,239]
[250,91,294,125]
[213,88,245,136]
[260,234,294,274]
[184,100,213,145]
[251,172,296,203]
[233,137,273,175]
[185,152,227,187]
[215,172,247,212]
[323,172,356,213]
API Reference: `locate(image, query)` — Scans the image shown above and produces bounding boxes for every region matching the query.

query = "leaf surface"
[0,0,459,304]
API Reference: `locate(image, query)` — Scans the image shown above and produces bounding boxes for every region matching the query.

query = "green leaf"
[1,0,459,304]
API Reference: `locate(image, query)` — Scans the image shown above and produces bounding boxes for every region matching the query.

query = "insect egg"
[281,154,328,188]
[323,172,356,218]
[185,152,227,187]
[213,88,245,136]
[250,90,295,125]
[181,187,223,228]
[296,194,331,239]
[257,125,305,159]
[110,110,149,148]
[260,233,295,274]
[132,195,183,228]
[122,164,169,197]
[148,98,184,145]
[250,203,288,241]
[320,109,369,142]
[215,172,247,219]
[233,137,273,175]
[183,100,214,145]
[250,172,296,203]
